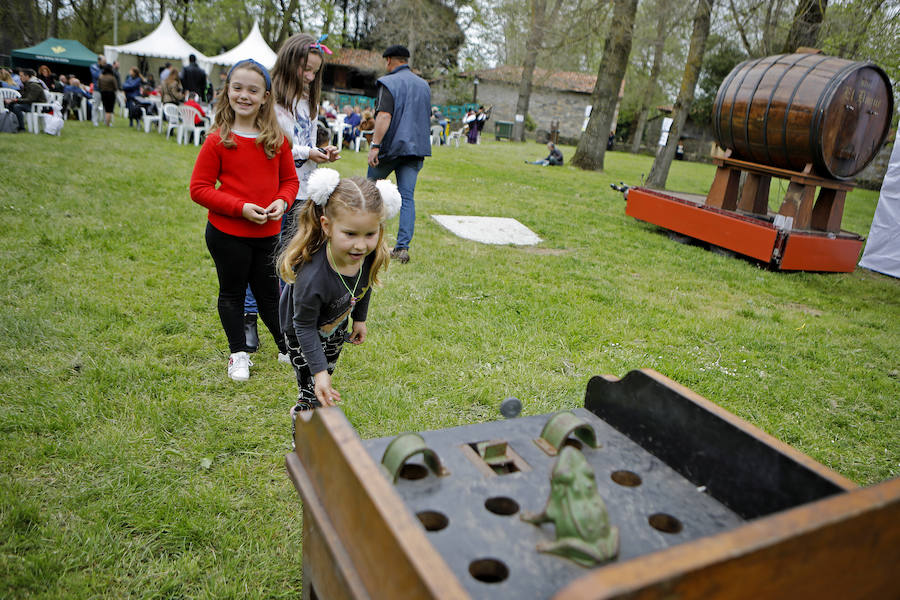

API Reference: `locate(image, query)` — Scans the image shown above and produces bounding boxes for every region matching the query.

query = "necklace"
[327,242,363,308]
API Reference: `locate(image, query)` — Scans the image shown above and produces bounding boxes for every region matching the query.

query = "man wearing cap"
[367,44,432,264]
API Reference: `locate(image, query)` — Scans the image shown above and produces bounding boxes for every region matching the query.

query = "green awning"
[11,38,97,68]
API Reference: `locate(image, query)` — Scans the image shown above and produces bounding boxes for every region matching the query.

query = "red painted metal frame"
[625,187,863,273]
[626,187,777,262]
[780,233,864,272]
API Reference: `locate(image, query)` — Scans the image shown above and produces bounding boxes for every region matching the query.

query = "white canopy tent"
[858,141,900,278]
[104,12,207,78]
[200,21,277,72]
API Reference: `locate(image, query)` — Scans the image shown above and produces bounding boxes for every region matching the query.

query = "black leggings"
[205,222,286,354]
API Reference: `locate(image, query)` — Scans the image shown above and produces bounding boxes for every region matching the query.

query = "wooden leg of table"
[706,166,741,209]
[738,173,771,215]
[810,188,846,233]
[779,182,816,229]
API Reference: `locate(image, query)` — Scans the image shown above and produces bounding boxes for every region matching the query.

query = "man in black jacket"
[180,54,207,99]
[4,69,45,131]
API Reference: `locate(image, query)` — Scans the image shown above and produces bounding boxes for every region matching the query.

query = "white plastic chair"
[74,96,88,121]
[430,125,444,146]
[178,105,208,146]
[354,129,374,152]
[163,103,181,141]
[142,98,162,133]
[27,102,55,134]
[0,88,19,113]
[116,91,128,118]
[447,125,467,147]
[330,114,345,149]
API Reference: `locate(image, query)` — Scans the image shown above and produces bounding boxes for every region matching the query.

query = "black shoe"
[390,248,410,264]
[244,312,259,352]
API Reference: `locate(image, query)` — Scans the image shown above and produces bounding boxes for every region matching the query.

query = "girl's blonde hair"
[278,177,390,287]
[212,62,284,159]
[271,33,324,116]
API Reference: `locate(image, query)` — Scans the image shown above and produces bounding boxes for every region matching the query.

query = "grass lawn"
[1,119,898,598]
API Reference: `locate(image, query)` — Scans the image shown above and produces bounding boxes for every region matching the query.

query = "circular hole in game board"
[484,496,519,516]
[469,558,509,584]
[611,470,643,487]
[562,438,583,450]
[399,463,429,480]
[416,510,449,532]
[648,512,683,534]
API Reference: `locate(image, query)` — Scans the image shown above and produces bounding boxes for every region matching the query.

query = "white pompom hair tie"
[376,179,402,220]
[307,168,341,207]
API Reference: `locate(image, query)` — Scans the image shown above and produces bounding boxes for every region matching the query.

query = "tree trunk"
[629,0,669,154]
[407,0,419,69]
[571,0,639,171]
[646,0,715,189]
[512,0,547,142]
[728,0,754,54]
[839,0,885,58]
[782,0,827,53]
[277,0,299,46]
[50,0,61,37]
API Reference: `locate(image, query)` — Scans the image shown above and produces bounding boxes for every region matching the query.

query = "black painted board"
[583,371,846,519]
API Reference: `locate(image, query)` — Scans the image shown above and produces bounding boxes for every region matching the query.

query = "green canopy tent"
[11,38,97,81]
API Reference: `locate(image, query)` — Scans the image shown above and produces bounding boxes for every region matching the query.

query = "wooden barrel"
[713,53,893,180]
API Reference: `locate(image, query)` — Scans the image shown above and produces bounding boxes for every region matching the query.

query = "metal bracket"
[381,432,447,483]
[534,411,601,456]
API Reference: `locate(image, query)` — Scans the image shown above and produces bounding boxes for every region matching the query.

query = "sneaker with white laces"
[277,352,291,364]
[227,351,252,381]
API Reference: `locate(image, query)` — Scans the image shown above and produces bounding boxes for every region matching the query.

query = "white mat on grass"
[431,215,542,246]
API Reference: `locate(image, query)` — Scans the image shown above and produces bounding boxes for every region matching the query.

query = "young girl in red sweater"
[190,59,299,381]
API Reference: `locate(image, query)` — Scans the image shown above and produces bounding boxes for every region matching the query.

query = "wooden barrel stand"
[707,155,854,232]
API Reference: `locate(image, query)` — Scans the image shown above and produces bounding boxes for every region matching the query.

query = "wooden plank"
[705,165,741,209]
[717,156,853,190]
[553,477,900,600]
[287,452,372,600]
[810,188,847,232]
[737,172,771,215]
[286,409,468,600]
[779,181,817,229]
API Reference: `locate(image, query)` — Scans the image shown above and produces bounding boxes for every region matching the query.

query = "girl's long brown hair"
[278,177,389,287]
[212,63,284,159]
[271,33,324,116]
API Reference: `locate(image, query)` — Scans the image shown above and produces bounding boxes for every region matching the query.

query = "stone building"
[431,65,596,140]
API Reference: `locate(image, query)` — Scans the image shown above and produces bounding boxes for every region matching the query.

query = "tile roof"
[467,65,596,94]
[328,48,384,72]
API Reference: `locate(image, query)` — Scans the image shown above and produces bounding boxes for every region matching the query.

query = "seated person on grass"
[527,142,564,166]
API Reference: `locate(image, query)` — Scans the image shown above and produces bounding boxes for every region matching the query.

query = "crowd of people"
[0,52,217,131]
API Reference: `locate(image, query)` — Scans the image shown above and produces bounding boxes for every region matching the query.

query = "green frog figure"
[521,445,619,567]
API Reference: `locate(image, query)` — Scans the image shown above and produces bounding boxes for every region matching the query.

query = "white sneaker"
[227,351,252,381]
[278,352,291,364]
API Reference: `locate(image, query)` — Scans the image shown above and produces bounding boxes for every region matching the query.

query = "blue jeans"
[368,157,423,250]
[244,287,258,313]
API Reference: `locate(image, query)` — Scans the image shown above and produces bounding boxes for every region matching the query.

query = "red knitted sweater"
[190,131,299,238]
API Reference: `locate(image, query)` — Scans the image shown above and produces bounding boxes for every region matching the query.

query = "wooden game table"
[286,370,900,599]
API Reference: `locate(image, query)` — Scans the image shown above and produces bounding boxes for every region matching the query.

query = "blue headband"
[228,59,271,90]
